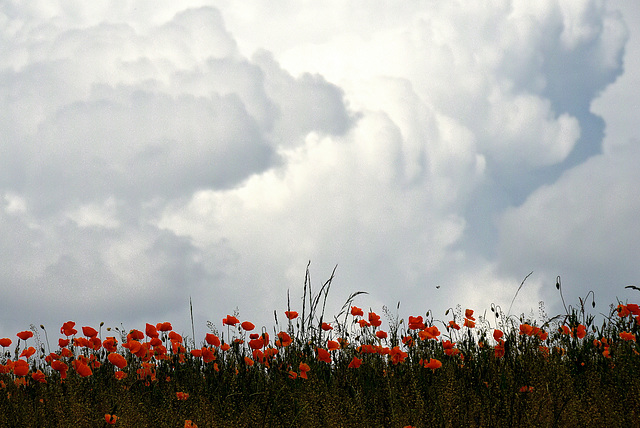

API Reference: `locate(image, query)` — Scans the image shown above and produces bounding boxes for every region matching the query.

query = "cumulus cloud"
[0,0,634,337]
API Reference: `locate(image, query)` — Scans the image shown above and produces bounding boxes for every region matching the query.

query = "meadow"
[1,269,639,427]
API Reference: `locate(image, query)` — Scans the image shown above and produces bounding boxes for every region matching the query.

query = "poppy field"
[1,269,639,427]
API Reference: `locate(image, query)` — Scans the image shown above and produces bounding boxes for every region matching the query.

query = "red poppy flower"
[129,329,144,341]
[493,329,504,342]
[348,356,362,368]
[31,369,47,383]
[351,306,364,317]
[620,331,636,341]
[108,353,128,369]
[317,348,331,363]
[368,312,382,327]
[82,326,98,338]
[464,309,475,321]
[241,321,255,331]
[168,331,183,343]
[20,347,36,359]
[156,322,173,332]
[16,331,33,341]
[244,356,254,366]
[276,331,292,347]
[145,323,159,339]
[321,322,333,331]
[284,311,298,320]
[176,392,189,400]
[60,321,77,336]
[205,333,220,347]
[421,358,442,371]
[249,337,264,350]
[408,316,425,330]
[74,361,93,377]
[327,340,340,351]
[376,330,388,340]
[13,359,30,376]
[463,318,475,329]
[0,338,11,347]
[105,414,118,425]
[448,320,460,330]
[223,315,239,326]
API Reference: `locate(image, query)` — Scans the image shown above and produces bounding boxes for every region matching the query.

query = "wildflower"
[420,358,442,371]
[442,340,459,356]
[73,360,93,377]
[241,321,255,331]
[16,331,33,341]
[184,421,198,428]
[249,337,265,350]
[222,315,239,326]
[617,304,631,318]
[358,319,371,328]
[389,346,408,364]
[60,321,77,336]
[561,325,572,336]
[519,324,534,336]
[275,331,292,347]
[82,326,98,338]
[31,370,47,383]
[408,316,425,330]
[0,338,11,347]
[620,331,636,341]
[114,370,127,380]
[145,323,159,338]
[288,370,297,379]
[108,353,128,369]
[376,330,388,340]
[576,324,587,339]
[176,392,189,400]
[129,329,144,341]
[626,303,640,316]
[317,348,331,363]
[321,322,333,331]
[206,333,221,347]
[103,337,118,353]
[105,414,118,425]
[351,306,364,317]
[348,356,363,368]
[284,311,298,320]
[299,362,310,379]
[463,318,475,328]
[168,331,183,343]
[20,347,36,359]
[448,320,460,330]
[419,326,440,340]
[519,386,534,393]
[368,312,382,327]
[402,336,414,347]
[327,340,340,351]
[493,329,504,342]
[465,309,475,321]
[494,343,505,358]
[156,322,173,331]
[13,360,30,376]
[244,356,254,366]
[220,343,231,352]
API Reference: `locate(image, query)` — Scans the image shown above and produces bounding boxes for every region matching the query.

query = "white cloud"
[0,0,635,337]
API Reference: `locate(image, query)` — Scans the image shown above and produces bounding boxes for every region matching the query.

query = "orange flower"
[129,329,144,341]
[176,392,189,400]
[463,318,475,328]
[220,343,231,351]
[114,370,127,380]
[145,323,159,339]
[244,356,254,366]
[82,326,98,338]
[627,303,640,316]
[241,321,255,331]
[288,370,297,379]
[351,306,364,317]
[368,312,382,327]
[19,347,36,359]
[105,414,118,425]
[317,348,331,363]
[327,340,340,351]
[299,362,310,379]
[16,331,33,341]
[358,319,371,328]
[168,331,183,343]
[284,311,298,320]
[13,359,30,376]
[348,356,362,368]
[0,338,11,347]
[493,329,504,342]
[389,346,408,365]
[465,309,475,321]
[620,331,636,341]
[275,331,292,347]
[60,321,77,336]
[184,421,198,428]
[249,337,265,350]
[408,316,425,330]
[108,353,128,369]
[321,322,333,331]
[376,330,388,340]
[205,333,220,347]
[51,360,68,373]
[420,358,442,371]
[223,315,239,326]
[617,304,631,317]
[73,360,93,377]
[31,369,47,383]
[156,322,173,332]
[448,320,460,330]
[402,336,414,347]
[576,324,587,339]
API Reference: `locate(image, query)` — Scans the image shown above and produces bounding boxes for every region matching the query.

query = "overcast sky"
[1,0,639,341]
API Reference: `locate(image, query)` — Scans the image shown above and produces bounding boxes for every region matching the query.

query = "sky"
[1,0,639,342]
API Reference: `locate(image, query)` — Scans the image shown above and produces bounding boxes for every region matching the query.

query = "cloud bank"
[1,0,637,339]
